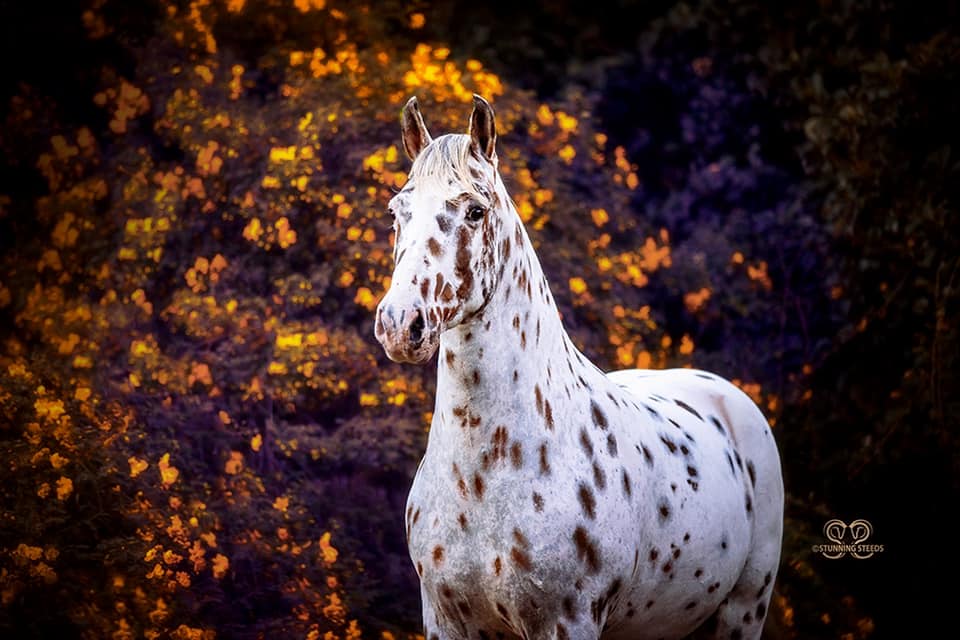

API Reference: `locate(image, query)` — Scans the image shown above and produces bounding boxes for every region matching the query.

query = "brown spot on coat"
[642,444,654,466]
[510,547,532,571]
[532,492,544,511]
[452,463,468,499]
[579,428,594,457]
[578,483,596,519]
[510,442,523,469]
[660,435,678,454]
[440,282,454,302]
[473,473,485,500]
[454,227,474,300]
[539,443,551,475]
[590,400,608,429]
[433,545,444,565]
[658,499,671,523]
[436,214,452,234]
[573,526,601,574]
[675,399,704,421]
[592,462,606,490]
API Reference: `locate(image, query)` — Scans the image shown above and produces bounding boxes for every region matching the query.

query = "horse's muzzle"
[374,302,440,364]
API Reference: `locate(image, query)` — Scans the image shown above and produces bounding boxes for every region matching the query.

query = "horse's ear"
[468,94,497,161]
[401,96,432,161]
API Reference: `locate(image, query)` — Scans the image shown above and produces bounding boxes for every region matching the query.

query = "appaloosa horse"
[374,95,783,640]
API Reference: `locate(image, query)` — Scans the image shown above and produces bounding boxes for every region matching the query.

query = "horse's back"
[607,367,778,464]
[608,366,783,500]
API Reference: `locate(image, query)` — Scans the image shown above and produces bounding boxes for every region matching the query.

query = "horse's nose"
[375,303,425,347]
[408,309,425,346]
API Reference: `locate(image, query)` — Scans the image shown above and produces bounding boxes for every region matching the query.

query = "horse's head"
[375,95,507,364]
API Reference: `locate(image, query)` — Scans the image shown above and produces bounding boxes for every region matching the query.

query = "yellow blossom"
[269,145,297,162]
[591,208,609,227]
[556,112,578,133]
[354,287,377,311]
[558,144,576,164]
[242,218,263,242]
[319,532,338,565]
[158,453,179,486]
[569,277,588,295]
[129,456,149,478]
[194,65,213,85]
[276,332,303,349]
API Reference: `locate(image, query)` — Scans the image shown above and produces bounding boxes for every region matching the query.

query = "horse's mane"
[408,134,487,203]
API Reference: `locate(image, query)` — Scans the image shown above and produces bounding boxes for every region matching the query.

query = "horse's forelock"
[408,134,489,202]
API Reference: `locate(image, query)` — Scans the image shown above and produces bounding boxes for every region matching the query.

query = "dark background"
[1,1,957,638]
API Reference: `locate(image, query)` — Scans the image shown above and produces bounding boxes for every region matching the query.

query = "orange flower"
[49,453,69,469]
[211,553,229,579]
[224,451,244,475]
[55,476,73,500]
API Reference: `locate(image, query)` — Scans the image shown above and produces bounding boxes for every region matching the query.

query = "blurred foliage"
[0,0,956,638]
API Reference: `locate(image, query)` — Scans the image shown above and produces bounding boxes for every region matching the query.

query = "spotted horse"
[374,95,784,640]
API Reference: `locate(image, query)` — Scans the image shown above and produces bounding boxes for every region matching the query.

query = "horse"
[373,94,783,640]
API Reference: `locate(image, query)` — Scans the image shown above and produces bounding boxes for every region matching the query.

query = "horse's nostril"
[409,311,425,346]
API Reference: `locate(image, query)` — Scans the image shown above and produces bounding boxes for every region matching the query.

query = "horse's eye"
[466,205,486,222]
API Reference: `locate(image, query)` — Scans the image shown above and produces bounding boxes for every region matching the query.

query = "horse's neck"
[431,210,603,452]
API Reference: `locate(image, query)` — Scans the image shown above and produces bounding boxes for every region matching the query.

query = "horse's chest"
[406,454,553,580]
[406,460,554,634]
